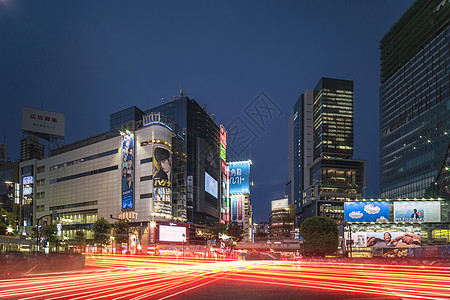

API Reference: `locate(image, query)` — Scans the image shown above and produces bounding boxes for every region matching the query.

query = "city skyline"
[1,1,414,222]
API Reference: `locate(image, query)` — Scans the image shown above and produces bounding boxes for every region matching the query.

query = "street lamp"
[7,226,13,251]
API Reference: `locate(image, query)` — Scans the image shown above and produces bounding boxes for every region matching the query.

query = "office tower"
[145,97,222,225]
[379,0,450,199]
[288,78,366,225]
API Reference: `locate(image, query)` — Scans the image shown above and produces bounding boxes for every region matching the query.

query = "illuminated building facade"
[289,78,366,227]
[145,97,222,226]
[34,113,185,252]
[380,0,450,199]
[269,199,294,241]
[229,161,253,242]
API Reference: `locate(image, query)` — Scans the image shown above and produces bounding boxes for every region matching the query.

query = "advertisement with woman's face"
[153,146,172,217]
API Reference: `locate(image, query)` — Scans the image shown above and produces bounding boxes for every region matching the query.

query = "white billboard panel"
[394,201,441,222]
[159,225,187,243]
[22,106,65,137]
[271,199,289,211]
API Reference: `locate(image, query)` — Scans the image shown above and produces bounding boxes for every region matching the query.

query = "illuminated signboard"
[344,201,389,222]
[205,172,218,198]
[159,225,187,243]
[121,133,134,210]
[23,187,33,195]
[229,161,250,194]
[153,146,172,217]
[271,199,289,211]
[231,195,244,222]
[345,231,421,248]
[394,201,441,222]
[220,125,227,148]
[23,176,34,185]
[220,143,226,161]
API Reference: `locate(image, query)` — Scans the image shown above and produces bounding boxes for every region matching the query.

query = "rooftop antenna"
[180,83,186,97]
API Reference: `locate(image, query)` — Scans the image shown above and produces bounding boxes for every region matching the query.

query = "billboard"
[271,199,289,211]
[229,161,250,194]
[394,201,441,222]
[22,106,65,137]
[231,195,244,222]
[153,146,172,217]
[158,224,187,243]
[345,231,421,248]
[121,133,134,210]
[344,201,389,222]
[205,172,218,198]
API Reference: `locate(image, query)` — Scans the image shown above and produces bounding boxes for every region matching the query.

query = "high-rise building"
[379,0,450,199]
[288,78,366,226]
[144,97,223,225]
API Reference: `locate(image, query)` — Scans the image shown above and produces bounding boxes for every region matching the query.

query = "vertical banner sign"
[153,146,172,217]
[229,161,250,194]
[121,133,134,209]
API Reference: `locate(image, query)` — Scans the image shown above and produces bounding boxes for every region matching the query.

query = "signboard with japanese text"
[229,161,250,194]
[394,201,441,222]
[22,106,65,137]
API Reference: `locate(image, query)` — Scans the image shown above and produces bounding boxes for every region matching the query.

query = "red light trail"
[0,255,448,300]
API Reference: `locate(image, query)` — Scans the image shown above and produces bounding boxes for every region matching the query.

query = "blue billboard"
[344,202,389,222]
[229,161,250,194]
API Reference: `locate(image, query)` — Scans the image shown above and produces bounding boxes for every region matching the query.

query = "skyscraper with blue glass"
[379,0,450,199]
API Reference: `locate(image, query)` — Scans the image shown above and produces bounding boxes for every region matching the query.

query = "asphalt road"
[0,255,449,300]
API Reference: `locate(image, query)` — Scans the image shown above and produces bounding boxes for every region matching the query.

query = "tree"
[92,218,112,253]
[299,216,338,257]
[206,222,244,252]
[0,209,15,236]
[112,219,129,253]
[74,230,86,253]
[43,223,58,252]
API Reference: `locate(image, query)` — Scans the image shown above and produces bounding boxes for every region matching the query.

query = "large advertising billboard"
[121,133,134,210]
[344,201,389,223]
[22,106,65,137]
[271,199,289,211]
[205,172,218,198]
[394,201,441,222]
[153,146,172,217]
[229,161,250,194]
[158,225,187,243]
[345,231,421,248]
[231,195,244,222]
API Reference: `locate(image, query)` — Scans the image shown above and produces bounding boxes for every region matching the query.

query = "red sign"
[220,125,227,147]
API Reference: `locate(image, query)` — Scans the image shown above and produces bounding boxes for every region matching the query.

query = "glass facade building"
[379,0,450,199]
[313,78,354,160]
[289,78,366,226]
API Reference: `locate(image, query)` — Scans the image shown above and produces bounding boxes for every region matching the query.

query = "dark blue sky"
[0,0,413,222]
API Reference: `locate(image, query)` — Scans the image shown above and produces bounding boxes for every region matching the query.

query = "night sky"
[0,0,414,223]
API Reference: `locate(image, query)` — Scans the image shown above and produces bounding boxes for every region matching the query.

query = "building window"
[140,175,153,182]
[140,157,153,164]
[37,166,45,174]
